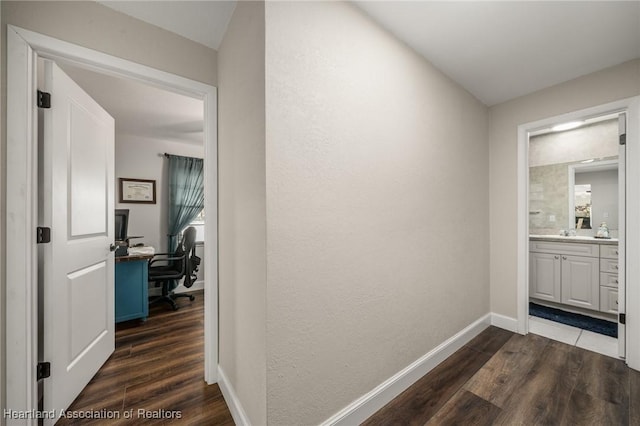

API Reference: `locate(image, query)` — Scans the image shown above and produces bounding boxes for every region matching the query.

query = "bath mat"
[529,302,617,338]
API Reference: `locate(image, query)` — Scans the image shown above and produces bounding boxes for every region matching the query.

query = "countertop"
[115,253,154,263]
[529,235,618,245]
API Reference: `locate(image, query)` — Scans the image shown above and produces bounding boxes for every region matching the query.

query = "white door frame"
[516,96,640,369]
[6,25,219,417]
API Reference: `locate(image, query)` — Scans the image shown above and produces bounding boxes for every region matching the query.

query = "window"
[189,209,205,242]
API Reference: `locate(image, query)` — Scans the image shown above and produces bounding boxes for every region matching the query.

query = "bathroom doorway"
[516,97,640,370]
[527,113,623,358]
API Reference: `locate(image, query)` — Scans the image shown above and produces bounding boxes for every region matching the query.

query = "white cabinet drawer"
[529,241,599,257]
[600,245,619,259]
[600,272,619,288]
[600,258,619,274]
[600,286,619,314]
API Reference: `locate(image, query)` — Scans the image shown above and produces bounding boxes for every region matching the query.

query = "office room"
[52,63,209,416]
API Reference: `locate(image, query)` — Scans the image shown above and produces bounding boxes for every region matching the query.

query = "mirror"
[568,159,618,232]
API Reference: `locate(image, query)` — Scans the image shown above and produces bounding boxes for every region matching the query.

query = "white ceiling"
[59,62,204,145]
[98,0,236,50]
[355,1,640,106]
[94,1,640,108]
[57,1,638,163]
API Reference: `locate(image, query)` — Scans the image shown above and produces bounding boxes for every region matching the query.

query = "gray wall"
[265,2,489,423]
[1,1,217,419]
[489,59,640,318]
[217,2,267,425]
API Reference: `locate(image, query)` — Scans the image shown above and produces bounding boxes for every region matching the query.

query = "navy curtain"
[167,154,204,251]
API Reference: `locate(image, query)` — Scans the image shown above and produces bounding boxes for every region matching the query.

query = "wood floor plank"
[361,346,491,426]
[574,347,629,405]
[464,326,513,356]
[490,340,584,425]
[631,369,640,426]
[56,291,234,425]
[424,389,501,426]
[123,367,206,407]
[464,333,549,408]
[561,389,629,426]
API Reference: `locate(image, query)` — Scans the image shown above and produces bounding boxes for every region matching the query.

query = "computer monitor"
[115,209,129,242]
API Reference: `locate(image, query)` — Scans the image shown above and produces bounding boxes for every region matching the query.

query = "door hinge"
[37,362,51,380]
[620,134,626,145]
[619,113,626,145]
[620,313,626,325]
[36,227,51,244]
[37,90,51,109]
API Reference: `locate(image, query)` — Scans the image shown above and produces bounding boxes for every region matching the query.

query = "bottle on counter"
[596,222,610,239]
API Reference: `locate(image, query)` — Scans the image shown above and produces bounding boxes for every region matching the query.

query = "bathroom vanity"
[529,236,618,314]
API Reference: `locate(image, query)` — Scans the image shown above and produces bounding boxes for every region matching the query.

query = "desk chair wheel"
[172,292,195,305]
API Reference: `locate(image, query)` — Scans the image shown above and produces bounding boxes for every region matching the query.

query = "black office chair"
[148,226,200,311]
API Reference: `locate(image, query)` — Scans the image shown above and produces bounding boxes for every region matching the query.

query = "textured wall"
[265,2,489,424]
[217,2,267,424]
[489,59,640,318]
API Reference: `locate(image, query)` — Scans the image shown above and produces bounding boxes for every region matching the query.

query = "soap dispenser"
[596,222,610,239]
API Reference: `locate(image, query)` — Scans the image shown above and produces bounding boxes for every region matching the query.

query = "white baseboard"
[490,313,518,333]
[321,314,492,426]
[218,365,251,426]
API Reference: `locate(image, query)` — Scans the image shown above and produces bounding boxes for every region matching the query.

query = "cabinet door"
[561,255,599,310]
[530,252,561,302]
[115,260,149,323]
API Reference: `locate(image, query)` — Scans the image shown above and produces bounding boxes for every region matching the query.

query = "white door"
[40,59,115,423]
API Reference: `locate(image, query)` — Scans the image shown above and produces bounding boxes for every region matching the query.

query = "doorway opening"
[6,25,218,417]
[527,113,623,358]
[516,97,640,371]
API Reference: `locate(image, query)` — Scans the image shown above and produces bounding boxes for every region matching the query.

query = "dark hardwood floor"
[57,306,635,425]
[364,327,634,426]
[57,290,234,426]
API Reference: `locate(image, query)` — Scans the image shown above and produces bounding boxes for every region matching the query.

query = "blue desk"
[115,254,152,323]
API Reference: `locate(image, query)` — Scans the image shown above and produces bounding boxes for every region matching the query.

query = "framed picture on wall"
[119,178,156,204]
